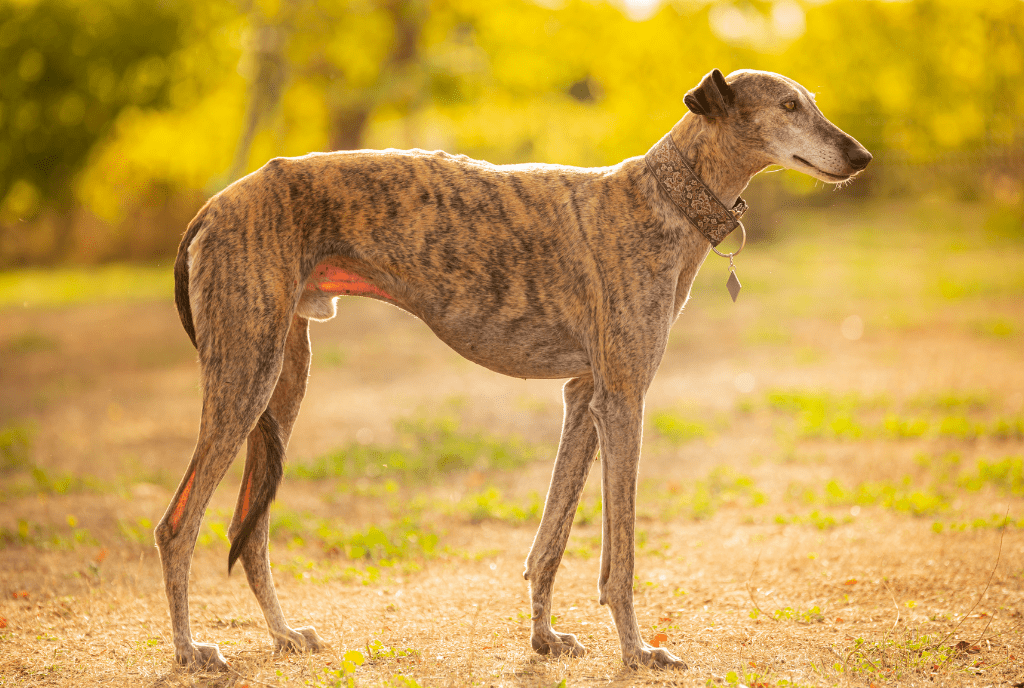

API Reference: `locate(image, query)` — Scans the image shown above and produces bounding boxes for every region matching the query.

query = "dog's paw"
[274,625,326,654]
[531,629,587,658]
[624,644,687,670]
[175,641,229,671]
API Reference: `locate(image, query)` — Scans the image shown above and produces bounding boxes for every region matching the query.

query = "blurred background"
[0,0,1021,266]
[1,5,1023,682]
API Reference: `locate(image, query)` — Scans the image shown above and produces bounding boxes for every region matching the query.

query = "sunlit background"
[2,3,1024,683]
[0,0,1020,264]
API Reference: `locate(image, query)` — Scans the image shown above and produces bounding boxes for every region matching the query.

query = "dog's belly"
[424,320,591,379]
[305,263,590,379]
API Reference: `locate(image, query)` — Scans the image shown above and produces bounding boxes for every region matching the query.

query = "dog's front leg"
[590,387,687,670]
[524,376,598,658]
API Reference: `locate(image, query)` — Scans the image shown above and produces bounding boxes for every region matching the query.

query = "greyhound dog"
[157,69,870,670]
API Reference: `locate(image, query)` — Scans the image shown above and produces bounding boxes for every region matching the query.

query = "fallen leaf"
[95,549,108,564]
[0,617,7,629]
[843,579,857,585]
[834,617,844,623]
[651,632,668,647]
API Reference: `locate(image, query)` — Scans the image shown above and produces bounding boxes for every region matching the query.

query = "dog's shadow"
[504,652,687,687]
[146,655,273,688]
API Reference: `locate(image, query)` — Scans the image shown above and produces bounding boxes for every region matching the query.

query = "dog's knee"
[154,515,184,560]
[154,518,172,551]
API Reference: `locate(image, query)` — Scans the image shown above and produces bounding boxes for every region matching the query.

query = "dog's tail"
[174,204,287,575]
[174,203,207,349]
[227,410,285,573]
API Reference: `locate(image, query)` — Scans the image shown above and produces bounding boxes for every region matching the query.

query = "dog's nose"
[845,144,872,171]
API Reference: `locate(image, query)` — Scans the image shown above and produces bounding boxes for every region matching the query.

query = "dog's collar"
[644,133,747,248]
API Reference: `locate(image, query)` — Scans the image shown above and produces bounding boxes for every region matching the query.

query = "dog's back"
[178,148,677,379]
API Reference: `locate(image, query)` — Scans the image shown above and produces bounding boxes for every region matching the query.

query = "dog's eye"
[783,101,797,111]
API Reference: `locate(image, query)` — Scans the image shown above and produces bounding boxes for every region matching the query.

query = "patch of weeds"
[291,416,539,482]
[830,629,981,683]
[990,416,1024,440]
[767,391,867,440]
[320,519,439,561]
[910,391,991,413]
[565,533,600,559]
[0,425,110,500]
[769,389,1018,443]
[881,414,930,439]
[809,479,951,517]
[721,668,803,687]
[651,467,765,521]
[957,455,1024,495]
[309,650,366,687]
[117,517,154,546]
[4,330,58,354]
[0,516,96,550]
[933,514,1022,533]
[0,421,34,473]
[650,411,710,443]
[936,415,986,440]
[278,555,423,586]
[453,488,542,524]
[365,638,420,663]
[270,507,441,563]
[27,466,103,496]
[750,604,825,625]
[774,510,851,530]
[573,494,602,526]
[197,518,230,547]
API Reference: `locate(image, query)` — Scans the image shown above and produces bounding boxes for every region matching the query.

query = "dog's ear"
[684,69,735,118]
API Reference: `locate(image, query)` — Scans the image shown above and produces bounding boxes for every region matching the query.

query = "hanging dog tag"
[725,253,742,302]
[726,268,741,302]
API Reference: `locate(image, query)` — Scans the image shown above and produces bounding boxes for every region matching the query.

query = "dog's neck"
[644,118,750,248]
[667,114,764,207]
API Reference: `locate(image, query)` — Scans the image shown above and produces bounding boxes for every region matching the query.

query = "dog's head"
[684,69,871,183]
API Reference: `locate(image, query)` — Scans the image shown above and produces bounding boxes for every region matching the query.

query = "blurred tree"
[3,0,1021,265]
[0,0,183,259]
[227,2,292,182]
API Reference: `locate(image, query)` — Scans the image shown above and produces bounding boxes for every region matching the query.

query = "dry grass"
[1,199,1022,686]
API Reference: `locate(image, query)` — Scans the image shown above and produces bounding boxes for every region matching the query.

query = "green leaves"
[0,0,183,220]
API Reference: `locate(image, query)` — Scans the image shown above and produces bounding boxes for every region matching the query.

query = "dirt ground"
[1,201,1023,687]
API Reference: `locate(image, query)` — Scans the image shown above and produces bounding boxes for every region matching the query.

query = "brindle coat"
[156,69,871,670]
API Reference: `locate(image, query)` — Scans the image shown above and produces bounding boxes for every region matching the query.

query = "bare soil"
[1,228,1022,686]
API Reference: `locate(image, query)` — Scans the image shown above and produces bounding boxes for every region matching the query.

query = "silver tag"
[727,269,741,302]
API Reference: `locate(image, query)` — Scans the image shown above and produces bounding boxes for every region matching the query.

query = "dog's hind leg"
[524,375,598,658]
[155,377,283,668]
[226,314,325,654]
[155,286,293,669]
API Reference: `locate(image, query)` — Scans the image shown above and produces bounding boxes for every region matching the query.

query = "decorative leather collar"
[644,133,747,247]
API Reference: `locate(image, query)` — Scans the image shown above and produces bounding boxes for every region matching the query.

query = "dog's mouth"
[792,156,853,183]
